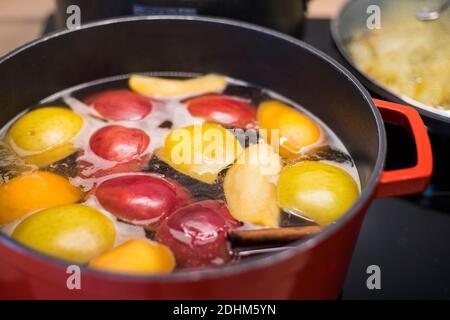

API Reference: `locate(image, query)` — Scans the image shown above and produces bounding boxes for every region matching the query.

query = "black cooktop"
[42,17,450,300]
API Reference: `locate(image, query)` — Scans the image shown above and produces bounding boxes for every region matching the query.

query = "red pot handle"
[373,99,433,198]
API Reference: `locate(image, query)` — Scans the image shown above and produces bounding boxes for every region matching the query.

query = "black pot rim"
[0,15,386,283]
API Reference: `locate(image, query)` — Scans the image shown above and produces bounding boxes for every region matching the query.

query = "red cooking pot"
[0,16,432,299]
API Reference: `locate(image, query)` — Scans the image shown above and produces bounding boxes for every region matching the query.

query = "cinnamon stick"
[228,225,322,248]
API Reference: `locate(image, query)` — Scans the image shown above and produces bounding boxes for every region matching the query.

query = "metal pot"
[0,16,432,299]
[331,0,450,133]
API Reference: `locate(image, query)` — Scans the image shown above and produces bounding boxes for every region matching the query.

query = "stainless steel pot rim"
[331,0,450,125]
[0,15,386,283]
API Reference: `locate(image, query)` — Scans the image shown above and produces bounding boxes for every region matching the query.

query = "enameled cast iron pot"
[0,16,432,299]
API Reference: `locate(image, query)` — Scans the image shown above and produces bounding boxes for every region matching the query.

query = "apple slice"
[89,125,150,162]
[89,239,175,274]
[156,123,243,184]
[78,125,150,178]
[129,74,227,97]
[155,200,240,268]
[186,94,257,128]
[95,174,192,228]
[84,89,152,121]
[224,144,281,227]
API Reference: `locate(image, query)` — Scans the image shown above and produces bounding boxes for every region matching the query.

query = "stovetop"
[42,17,450,300]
